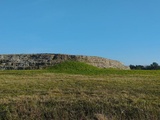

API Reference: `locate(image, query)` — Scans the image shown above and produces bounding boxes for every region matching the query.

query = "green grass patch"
[47,61,103,75]
[46,61,160,76]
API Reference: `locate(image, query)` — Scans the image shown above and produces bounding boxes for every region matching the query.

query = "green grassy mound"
[46,61,160,76]
[47,61,103,75]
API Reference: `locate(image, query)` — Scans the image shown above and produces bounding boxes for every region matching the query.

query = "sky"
[0,0,160,65]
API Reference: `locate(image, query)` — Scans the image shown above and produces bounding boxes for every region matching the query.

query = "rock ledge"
[0,53,129,70]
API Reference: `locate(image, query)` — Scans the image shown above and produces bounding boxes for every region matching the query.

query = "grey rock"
[0,53,130,70]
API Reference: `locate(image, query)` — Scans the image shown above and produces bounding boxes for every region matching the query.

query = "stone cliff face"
[0,53,129,70]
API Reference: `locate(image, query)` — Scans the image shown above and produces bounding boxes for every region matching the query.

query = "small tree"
[150,62,159,70]
[129,65,136,70]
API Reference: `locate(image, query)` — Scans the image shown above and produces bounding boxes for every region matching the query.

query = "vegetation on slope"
[0,61,159,120]
[47,61,103,74]
[47,61,160,76]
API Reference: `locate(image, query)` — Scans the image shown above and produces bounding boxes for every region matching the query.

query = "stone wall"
[0,53,129,70]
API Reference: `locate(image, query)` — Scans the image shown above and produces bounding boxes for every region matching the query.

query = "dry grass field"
[0,61,160,120]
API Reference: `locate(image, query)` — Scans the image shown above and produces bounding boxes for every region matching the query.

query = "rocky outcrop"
[0,53,129,70]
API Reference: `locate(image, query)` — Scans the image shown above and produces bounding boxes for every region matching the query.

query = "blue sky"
[0,0,160,65]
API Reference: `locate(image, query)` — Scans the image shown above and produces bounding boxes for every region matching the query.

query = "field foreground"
[0,62,160,120]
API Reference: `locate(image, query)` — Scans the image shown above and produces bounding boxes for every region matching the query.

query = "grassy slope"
[0,61,159,120]
[47,61,104,75]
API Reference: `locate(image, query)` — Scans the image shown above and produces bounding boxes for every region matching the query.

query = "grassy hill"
[47,61,105,75]
[47,61,160,75]
[0,61,159,120]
